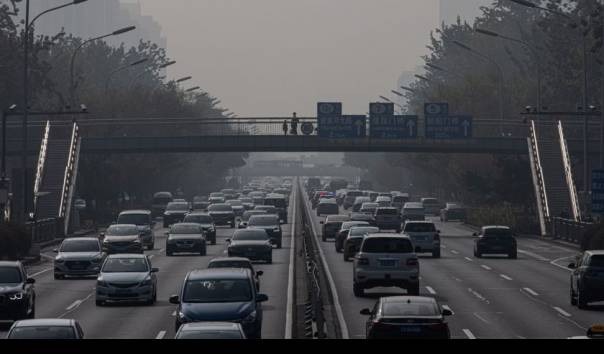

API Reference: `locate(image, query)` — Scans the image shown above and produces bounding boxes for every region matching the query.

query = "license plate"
[380,260,397,267]
[400,326,421,333]
[115,289,132,294]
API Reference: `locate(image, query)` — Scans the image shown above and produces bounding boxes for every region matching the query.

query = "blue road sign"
[425,115,473,139]
[317,102,343,118]
[592,169,604,213]
[370,103,395,118]
[370,115,418,139]
[318,115,366,138]
[424,102,449,116]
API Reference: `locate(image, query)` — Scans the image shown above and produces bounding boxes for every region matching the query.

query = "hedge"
[0,223,32,260]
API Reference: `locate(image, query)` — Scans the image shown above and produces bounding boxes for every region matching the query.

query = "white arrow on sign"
[354,119,364,136]
[406,119,416,137]
[461,119,471,137]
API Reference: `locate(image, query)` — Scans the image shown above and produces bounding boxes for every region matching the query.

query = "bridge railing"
[550,217,593,245]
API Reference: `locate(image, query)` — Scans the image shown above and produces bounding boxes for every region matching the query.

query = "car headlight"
[55,258,64,263]
[178,311,191,323]
[141,276,152,286]
[97,279,107,287]
[273,228,280,232]
[9,292,24,301]
[242,310,257,324]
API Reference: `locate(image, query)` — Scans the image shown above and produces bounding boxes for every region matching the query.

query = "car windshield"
[342,222,368,230]
[404,208,424,214]
[183,279,252,303]
[362,238,414,253]
[227,200,243,206]
[255,206,276,213]
[240,198,253,203]
[242,212,265,221]
[210,193,224,198]
[589,255,604,267]
[209,204,232,212]
[233,230,269,241]
[423,199,438,205]
[349,227,379,237]
[382,302,440,317]
[171,225,201,234]
[184,215,213,224]
[153,197,172,205]
[106,225,139,236]
[0,267,22,283]
[167,203,189,211]
[264,198,286,208]
[176,330,243,339]
[208,261,252,270]
[8,327,76,339]
[102,258,148,273]
[404,223,436,232]
[117,214,149,225]
[376,208,398,215]
[60,239,100,252]
[248,216,278,226]
[483,229,512,237]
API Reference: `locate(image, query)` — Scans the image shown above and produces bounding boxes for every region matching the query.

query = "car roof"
[376,196,391,200]
[106,253,147,259]
[62,237,99,242]
[376,207,397,210]
[209,257,252,264]
[482,225,511,230]
[381,296,437,304]
[185,212,211,216]
[319,198,337,204]
[404,220,434,225]
[171,223,203,228]
[586,250,604,256]
[179,322,242,331]
[119,210,151,215]
[365,233,410,240]
[404,203,423,208]
[0,261,22,267]
[421,198,438,202]
[12,319,75,327]
[265,193,285,198]
[342,221,370,227]
[326,215,351,222]
[187,268,252,280]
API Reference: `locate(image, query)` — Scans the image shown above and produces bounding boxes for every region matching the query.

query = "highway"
[0,189,298,339]
[302,191,603,339]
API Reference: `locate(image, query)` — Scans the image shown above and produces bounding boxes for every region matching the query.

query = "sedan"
[208,257,263,291]
[239,210,267,229]
[227,229,273,264]
[7,319,84,339]
[247,214,282,248]
[54,237,105,279]
[335,221,370,253]
[175,322,246,339]
[361,296,452,339]
[183,213,217,245]
[0,261,36,321]
[166,223,207,256]
[95,254,158,306]
[163,202,191,228]
[100,224,144,255]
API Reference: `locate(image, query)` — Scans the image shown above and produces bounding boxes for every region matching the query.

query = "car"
[421,198,441,216]
[343,226,380,262]
[317,198,339,216]
[192,196,210,211]
[99,224,144,255]
[306,177,322,191]
[116,210,154,250]
[0,261,36,321]
[225,199,246,217]
[375,196,392,208]
[374,207,402,232]
[151,191,173,218]
[320,214,351,242]
[174,199,188,203]
[343,190,365,209]
[263,193,288,222]
[473,226,517,259]
[568,324,604,339]
[352,197,372,212]
[311,191,332,209]
[402,221,441,258]
[208,257,263,290]
[569,250,604,309]
[163,202,191,228]
[170,268,269,339]
[247,214,283,248]
[208,203,236,228]
[353,234,419,297]
[210,192,225,200]
[221,189,239,200]
[391,194,410,211]
[166,223,207,256]
[95,254,158,306]
[440,203,466,222]
[349,212,376,226]
[53,237,105,279]
[183,212,217,245]
[209,196,226,204]
[175,322,247,339]
[402,202,425,222]
[226,229,273,263]
[6,319,84,339]
[239,197,255,210]
[360,296,452,339]
[335,221,370,253]
[239,210,267,229]
[254,205,279,217]
[359,202,379,215]
[74,198,86,210]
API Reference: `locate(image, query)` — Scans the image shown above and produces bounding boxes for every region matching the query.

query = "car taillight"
[357,257,369,265]
[407,258,419,266]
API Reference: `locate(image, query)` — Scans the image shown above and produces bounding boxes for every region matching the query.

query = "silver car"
[402,221,441,258]
[95,254,158,306]
[175,322,247,339]
[54,238,105,279]
[7,319,84,339]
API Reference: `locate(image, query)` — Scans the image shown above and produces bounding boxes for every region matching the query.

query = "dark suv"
[473,226,517,259]
[569,250,604,309]
[0,261,36,321]
[320,215,351,242]
[374,207,402,232]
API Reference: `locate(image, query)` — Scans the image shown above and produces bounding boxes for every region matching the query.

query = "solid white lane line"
[468,288,488,303]
[172,311,176,317]
[518,249,550,262]
[523,288,539,296]
[66,300,82,311]
[550,256,574,272]
[450,250,459,255]
[440,245,447,249]
[553,307,572,317]
[442,305,454,314]
[473,312,490,324]
[29,268,52,278]
[155,331,166,339]
[425,286,437,295]
[499,274,513,281]
[481,265,492,271]
[463,329,476,339]
[285,181,298,339]
[464,257,473,262]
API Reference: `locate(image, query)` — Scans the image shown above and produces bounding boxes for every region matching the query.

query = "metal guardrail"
[551,217,593,245]
[25,218,63,244]
[59,122,80,236]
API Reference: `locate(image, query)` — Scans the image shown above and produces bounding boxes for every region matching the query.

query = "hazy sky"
[133,0,439,117]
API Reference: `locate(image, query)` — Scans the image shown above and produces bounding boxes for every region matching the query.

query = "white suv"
[353,234,419,297]
[402,221,441,258]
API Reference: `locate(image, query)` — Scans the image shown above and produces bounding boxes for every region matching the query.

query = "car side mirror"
[472,232,478,237]
[568,263,576,269]
[437,230,441,234]
[169,295,180,304]
[256,294,269,303]
[226,238,231,243]
[256,271,264,277]
[26,278,35,284]
[53,248,58,253]
[360,308,371,316]
[320,221,324,225]
[442,309,453,316]
[151,268,159,273]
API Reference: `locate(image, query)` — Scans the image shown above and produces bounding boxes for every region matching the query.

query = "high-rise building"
[439,0,493,25]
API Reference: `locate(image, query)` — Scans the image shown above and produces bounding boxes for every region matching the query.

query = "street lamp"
[69,25,136,104]
[176,76,192,84]
[129,60,175,90]
[186,86,201,92]
[21,0,89,223]
[104,58,148,97]
[415,74,430,82]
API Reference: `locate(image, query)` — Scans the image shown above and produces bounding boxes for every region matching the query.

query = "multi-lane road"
[303,190,603,339]
[1,189,298,339]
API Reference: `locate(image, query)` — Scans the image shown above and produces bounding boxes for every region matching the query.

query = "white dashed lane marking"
[155,331,166,339]
[499,274,513,281]
[481,265,492,271]
[553,307,572,317]
[425,286,437,295]
[463,329,476,339]
[523,288,539,296]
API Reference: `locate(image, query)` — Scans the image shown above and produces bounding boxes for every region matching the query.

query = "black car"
[473,226,517,259]
[166,223,207,256]
[163,202,191,228]
[0,261,36,321]
[263,193,288,223]
[226,229,273,264]
[100,224,144,255]
[208,257,264,290]
[349,212,376,226]
[208,203,236,228]
[170,268,269,339]
[247,214,283,248]
[569,250,604,309]
[183,212,217,245]
[361,296,452,339]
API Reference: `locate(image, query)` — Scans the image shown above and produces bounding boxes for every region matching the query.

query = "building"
[439,0,493,25]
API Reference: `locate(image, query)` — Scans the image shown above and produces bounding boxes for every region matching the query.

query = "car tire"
[577,287,588,309]
[432,250,441,258]
[475,250,482,258]
[28,302,35,319]
[163,222,169,228]
[396,228,402,233]
[54,273,64,280]
[408,284,420,296]
[166,250,173,256]
[267,256,273,264]
[212,236,217,245]
[148,243,154,251]
[277,241,282,249]
[570,287,577,306]
[95,300,104,307]
[353,283,364,297]
[508,250,517,259]
[230,222,235,228]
